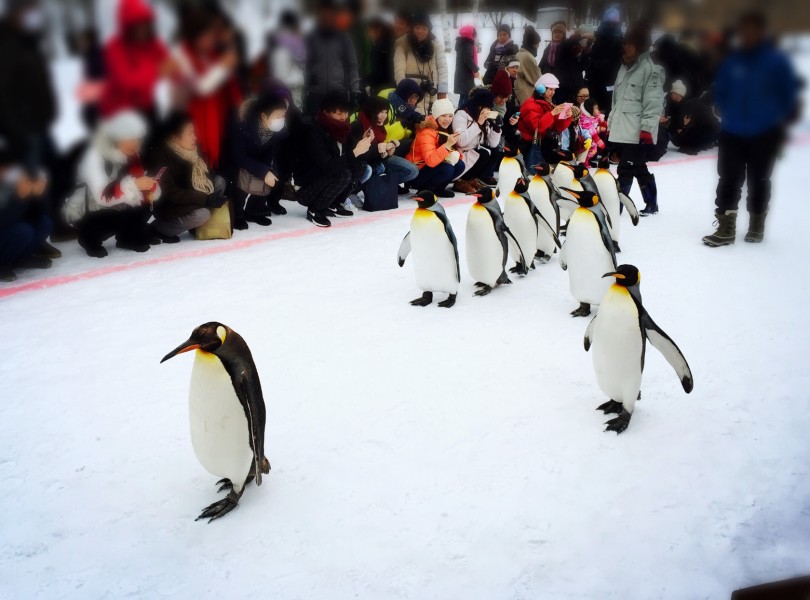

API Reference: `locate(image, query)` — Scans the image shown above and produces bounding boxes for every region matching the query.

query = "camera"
[420,79,438,97]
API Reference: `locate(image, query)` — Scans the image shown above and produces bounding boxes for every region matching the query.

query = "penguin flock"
[155,152,693,523]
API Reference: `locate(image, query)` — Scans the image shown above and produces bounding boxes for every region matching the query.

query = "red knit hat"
[490,69,513,98]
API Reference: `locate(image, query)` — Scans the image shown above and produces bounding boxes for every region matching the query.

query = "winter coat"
[149,143,210,220]
[483,40,519,85]
[227,108,289,185]
[99,0,169,117]
[408,117,459,169]
[454,35,479,96]
[393,35,448,114]
[64,130,161,225]
[378,88,424,142]
[0,22,57,150]
[609,52,665,144]
[305,28,361,98]
[540,36,584,98]
[367,34,396,94]
[515,47,542,106]
[714,41,801,137]
[517,96,572,142]
[584,22,623,107]
[296,120,358,183]
[451,109,501,178]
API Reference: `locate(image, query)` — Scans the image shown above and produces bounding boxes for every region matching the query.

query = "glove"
[444,151,461,166]
[639,131,654,145]
[206,189,227,209]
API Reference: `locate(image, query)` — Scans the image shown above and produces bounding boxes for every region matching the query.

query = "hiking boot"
[480,177,498,187]
[14,256,52,269]
[307,210,331,227]
[453,179,477,194]
[0,268,16,282]
[744,213,767,243]
[35,241,62,259]
[639,178,658,217]
[703,210,737,247]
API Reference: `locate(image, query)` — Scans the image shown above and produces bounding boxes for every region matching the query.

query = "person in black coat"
[584,9,624,115]
[483,24,519,85]
[227,92,290,229]
[454,25,479,106]
[671,96,720,155]
[540,22,584,104]
[148,113,225,243]
[296,92,373,227]
[365,17,395,95]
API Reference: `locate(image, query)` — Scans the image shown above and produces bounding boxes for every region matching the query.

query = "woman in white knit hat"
[407,98,465,198]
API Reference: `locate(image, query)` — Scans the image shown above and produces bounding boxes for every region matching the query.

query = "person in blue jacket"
[703,11,802,247]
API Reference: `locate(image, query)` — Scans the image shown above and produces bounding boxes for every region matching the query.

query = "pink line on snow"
[3,133,808,301]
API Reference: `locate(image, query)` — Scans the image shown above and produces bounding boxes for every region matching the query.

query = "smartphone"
[152,167,167,181]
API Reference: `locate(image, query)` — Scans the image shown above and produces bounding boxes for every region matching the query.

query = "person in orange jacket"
[517,73,573,167]
[407,98,465,198]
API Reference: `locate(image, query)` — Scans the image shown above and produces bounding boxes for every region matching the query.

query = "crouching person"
[149,113,223,243]
[297,92,373,228]
[65,111,160,257]
[407,98,465,198]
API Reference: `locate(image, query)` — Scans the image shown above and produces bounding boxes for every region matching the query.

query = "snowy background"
[2,15,810,600]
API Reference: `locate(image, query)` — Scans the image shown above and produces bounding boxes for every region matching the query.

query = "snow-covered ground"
[3,20,810,600]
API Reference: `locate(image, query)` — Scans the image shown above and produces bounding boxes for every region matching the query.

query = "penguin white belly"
[564,209,614,305]
[466,205,504,286]
[529,180,557,255]
[411,212,458,295]
[497,158,522,209]
[594,171,621,243]
[504,196,537,265]
[592,287,644,406]
[189,352,254,492]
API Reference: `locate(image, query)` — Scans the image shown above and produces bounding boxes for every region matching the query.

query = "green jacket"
[608,52,665,144]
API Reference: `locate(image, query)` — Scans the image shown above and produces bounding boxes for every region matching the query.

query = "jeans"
[411,161,466,191]
[0,214,52,267]
[385,155,419,185]
[154,208,212,237]
[715,128,783,215]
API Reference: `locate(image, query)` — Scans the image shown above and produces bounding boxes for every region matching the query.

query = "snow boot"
[639,178,658,216]
[35,241,62,259]
[744,212,767,243]
[702,210,737,247]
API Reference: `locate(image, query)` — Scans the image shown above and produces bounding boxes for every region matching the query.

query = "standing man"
[702,11,801,247]
[608,26,665,216]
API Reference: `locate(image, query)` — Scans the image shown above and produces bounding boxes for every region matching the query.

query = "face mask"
[21,8,45,33]
[268,118,286,133]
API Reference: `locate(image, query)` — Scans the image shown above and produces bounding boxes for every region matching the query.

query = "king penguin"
[530,164,562,263]
[591,156,640,253]
[585,264,694,434]
[496,146,525,208]
[504,178,560,273]
[398,190,460,308]
[466,187,524,296]
[558,189,617,317]
[161,322,270,522]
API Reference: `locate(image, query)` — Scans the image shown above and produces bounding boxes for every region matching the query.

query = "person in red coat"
[99,0,170,122]
[517,73,572,167]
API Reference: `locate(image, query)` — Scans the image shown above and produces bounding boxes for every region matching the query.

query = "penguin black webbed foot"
[474,285,493,297]
[613,241,621,253]
[570,303,591,318]
[604,410,632,435]
[535,251,551,264]
[438,294,457,308]
[596,400,624,415]
[496,272,513,285]
[216,478,233,493]
[509,265,529,276]
[410,292,433,307]
[196,491,240,523]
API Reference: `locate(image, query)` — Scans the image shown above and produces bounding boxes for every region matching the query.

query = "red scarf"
[316,112,352,145]
[358,112,387,145]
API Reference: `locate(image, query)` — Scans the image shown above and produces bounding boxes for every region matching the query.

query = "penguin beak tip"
[602,272,618,279]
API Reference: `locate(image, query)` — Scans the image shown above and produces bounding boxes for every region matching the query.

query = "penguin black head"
[572,164,589,179]
[513,178,529,195]
[534,163,552,177]
[597,155,611,170]
[561,188,599,208]
[414,190,439,210]
[603,264,641,287]
[474,187,496,203]
[503,146,520,158]
[161,322,229,363]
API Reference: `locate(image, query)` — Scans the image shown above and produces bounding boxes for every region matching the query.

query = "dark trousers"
[411,161,466,191]
[0,214,52,267]
[77,206,150,249]
[617,143,654,191]
[298,162,368,214]
[236,185,284,219]
[715,129,782,215]
[463,147,502,181]
[672,126,717,155]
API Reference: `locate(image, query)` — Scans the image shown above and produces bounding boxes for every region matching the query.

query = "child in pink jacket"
[579,98,608,166]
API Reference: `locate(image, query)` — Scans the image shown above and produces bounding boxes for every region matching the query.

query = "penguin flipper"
[236,376,267,487]
[642,313,694,393]
[503,226,528,274]
[535,210,562,249]
[593,210,618,269]
[433,208,461,284]
[397,232,411,267]
[584,315,597,351]
[559,241,568,270]
[615,179,640,226]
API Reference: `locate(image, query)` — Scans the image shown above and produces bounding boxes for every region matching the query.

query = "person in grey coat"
[608,26,665,216]
[303,0,361,115]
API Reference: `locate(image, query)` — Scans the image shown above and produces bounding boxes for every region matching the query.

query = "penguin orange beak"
[160,340,201,363]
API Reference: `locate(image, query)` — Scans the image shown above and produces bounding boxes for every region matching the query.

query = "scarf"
[408,34,435,63]
[358,112,387,146]
[316,112,351,144]
[494,41,510,56]
[167,140,214,194]
[258,120,273,145]
[547,42,559,68]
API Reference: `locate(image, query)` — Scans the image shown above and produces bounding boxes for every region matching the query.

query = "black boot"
[702,210,737,247]
[639,178,658,216]
[744,212,767,243]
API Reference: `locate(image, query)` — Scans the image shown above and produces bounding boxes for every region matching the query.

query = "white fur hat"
[102,110,148,141]
[670,79,687,97]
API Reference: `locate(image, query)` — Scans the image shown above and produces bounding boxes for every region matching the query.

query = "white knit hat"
[670,79,687,97]
[508,59,520,69]
[431,98,455,118]
[103,110,148,141]
[535,73,560,90]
